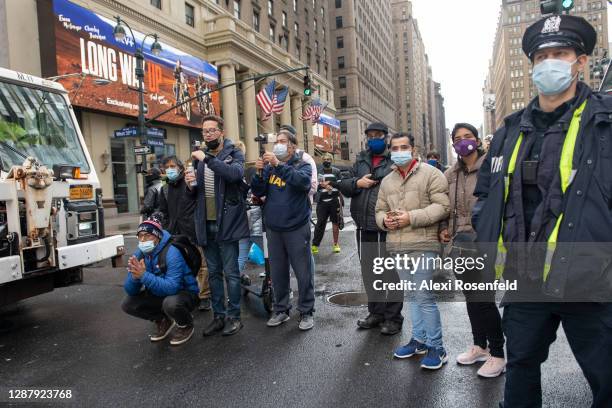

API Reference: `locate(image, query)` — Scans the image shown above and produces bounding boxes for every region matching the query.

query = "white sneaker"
[456,345,490,365]
[477,356,506,378]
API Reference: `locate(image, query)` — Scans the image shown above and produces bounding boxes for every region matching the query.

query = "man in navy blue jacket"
[185,115,249,337]
[251,130,315,331]
[122,217,200,346]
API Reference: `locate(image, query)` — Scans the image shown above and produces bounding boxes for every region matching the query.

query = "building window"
[336,36,344,48]
[281,35,289,51]
[233,0,241,19]
[314,40,319,54]
[340,120,347,133]
[282,11,287,27]
[268,0,273,16]
[321,6,325,17]
[339,96,347,108]
[253,10,260,31]
[293,0,298,12]
[305,32,310,43]
[185,3,195,27]
[296,40,301,58]
[314,19,317,32]
[335,0,341,8]
[338,56,345,68]
[339,76,346,88]
[151,0,161,9]
[336,16,343,28]
[269,24,275,42]
[316,59,321,73]
[294,22,299,33]
[323,48,327,60]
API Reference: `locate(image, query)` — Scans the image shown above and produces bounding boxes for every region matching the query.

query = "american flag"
[256,80,276,117]
[271,86,289,114]
[300,99,327,123]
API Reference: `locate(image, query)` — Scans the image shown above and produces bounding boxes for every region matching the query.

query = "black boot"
[202,316,225,337]
[222,318,243,336]
[357,314,384,329]
[380,320,402,335]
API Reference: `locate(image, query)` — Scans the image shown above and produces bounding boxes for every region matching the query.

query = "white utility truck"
[0,67,125,306]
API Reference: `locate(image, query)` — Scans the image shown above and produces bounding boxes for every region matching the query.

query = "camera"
[254,133,276,156]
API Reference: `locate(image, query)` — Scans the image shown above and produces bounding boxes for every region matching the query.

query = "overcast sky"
[410,0,612,134]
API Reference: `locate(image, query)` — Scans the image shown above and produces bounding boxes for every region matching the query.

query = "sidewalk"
[104,212,141,236]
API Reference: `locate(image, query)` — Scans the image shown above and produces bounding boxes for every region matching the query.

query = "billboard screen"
[313,114,341,154]
[47,0,219,127]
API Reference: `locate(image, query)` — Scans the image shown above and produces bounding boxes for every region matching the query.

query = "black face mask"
[205,138,221,150]
[323,161,331,168]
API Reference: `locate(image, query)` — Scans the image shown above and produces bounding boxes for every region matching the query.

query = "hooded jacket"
[251,152,312,232]
[124,230,199,297]
[159,173,196,238]
[337,149,394,231]
[188,139,250,246]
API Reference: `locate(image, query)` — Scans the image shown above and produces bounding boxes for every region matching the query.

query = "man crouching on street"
[375,133,450,370]
[121,216,200,346]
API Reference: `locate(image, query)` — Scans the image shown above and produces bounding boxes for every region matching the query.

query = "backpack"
[158,235,202,276]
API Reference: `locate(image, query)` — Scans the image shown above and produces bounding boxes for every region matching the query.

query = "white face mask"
[532,58,578,96]
[273,143,289,160]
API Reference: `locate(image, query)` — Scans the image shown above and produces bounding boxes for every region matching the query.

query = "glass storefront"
[111,138,139,214]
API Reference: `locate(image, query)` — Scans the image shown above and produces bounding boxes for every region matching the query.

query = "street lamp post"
[112,16,162,178]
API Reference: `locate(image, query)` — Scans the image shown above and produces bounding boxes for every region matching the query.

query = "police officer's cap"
[522,15,597,59]
[364,122,388,135]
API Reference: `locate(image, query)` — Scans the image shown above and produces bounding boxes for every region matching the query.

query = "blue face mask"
[138,240,156,254]
[391,151,412,166]
[367,138,386,155]
[273,143,289,160]
[166,168,180,181]
[532,58,577,96]
[428,159,438,167]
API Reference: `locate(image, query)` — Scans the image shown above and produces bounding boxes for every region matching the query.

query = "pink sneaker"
[456,345,489,365]
[477,356,506,378]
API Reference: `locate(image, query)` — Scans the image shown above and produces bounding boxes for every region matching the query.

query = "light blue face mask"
[273,143,289,160]
[165,168,180,181]
[391,151,413,166]
[532,58,577,96]
[138,240,156,254]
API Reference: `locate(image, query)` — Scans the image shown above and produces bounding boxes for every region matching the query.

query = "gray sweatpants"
[267,222,315,315]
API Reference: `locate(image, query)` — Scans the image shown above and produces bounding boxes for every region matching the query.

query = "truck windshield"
[0,80,90,172]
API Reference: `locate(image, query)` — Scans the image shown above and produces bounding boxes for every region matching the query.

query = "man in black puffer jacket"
[337,122,403,335]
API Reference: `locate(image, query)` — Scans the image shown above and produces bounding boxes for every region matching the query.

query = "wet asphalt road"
[0,227,592,408]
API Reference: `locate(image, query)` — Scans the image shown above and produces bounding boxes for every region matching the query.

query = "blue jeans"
[398,251,443,349]
[204,223,241,319]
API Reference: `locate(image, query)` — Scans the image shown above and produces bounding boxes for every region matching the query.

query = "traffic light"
[540,0,574,15]
[303,74,312,96]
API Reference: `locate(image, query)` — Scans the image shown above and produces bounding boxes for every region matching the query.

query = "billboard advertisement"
[313,114,341,154]
[45,0,219,128]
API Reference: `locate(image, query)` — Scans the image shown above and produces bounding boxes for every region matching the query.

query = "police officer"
[472,15,612,407]
[337,122,404,335]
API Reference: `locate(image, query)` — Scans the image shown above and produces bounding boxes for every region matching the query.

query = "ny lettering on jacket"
[268,174,287,187]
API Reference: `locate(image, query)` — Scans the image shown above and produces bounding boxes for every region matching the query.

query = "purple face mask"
[453,139,478,157]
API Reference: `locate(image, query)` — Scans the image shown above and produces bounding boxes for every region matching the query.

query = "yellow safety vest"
[494,100,587,280]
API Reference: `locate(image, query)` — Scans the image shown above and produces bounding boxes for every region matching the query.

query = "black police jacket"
[472,82,612,301]
[337,150,394,231]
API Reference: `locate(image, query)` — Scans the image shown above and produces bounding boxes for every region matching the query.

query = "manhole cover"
[326,291,368,307]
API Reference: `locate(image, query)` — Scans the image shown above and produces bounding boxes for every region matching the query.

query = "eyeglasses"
[202,128,220,136]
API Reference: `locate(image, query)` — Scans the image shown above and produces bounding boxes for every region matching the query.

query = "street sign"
[147,138,164,147]
[133,146,151,155]
[114,126,166,139]
[114,127,138,138]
